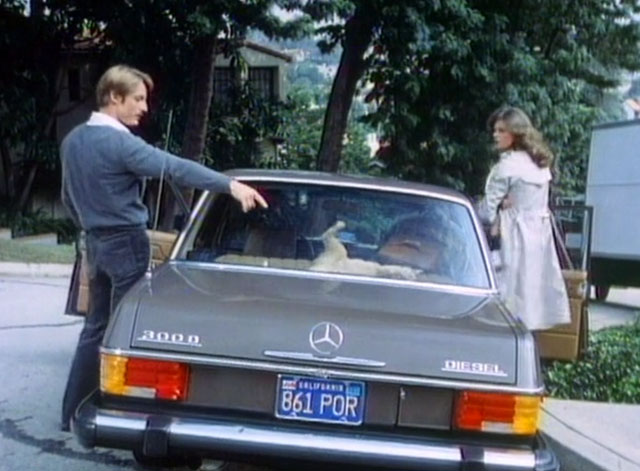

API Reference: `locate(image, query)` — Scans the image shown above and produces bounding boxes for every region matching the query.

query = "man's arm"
[120,133,267,211]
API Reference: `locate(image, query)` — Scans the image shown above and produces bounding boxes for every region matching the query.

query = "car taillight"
[100,353,190,400]
[454,391,541,435]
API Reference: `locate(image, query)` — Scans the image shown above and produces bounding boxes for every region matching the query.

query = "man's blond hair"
[95,65,154,107]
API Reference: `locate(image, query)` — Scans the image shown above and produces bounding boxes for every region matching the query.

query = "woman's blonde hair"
[487,106,554,168]
[95,65,154,107]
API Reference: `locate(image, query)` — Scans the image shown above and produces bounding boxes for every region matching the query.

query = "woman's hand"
[499,194,513,210]
[229,180,269,212]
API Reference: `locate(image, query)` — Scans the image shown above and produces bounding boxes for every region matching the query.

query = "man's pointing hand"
[229,180,269,212]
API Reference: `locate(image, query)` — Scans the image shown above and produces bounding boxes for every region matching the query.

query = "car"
[70,169,559,471]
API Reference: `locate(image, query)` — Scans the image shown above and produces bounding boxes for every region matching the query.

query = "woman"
[479,106,570,330]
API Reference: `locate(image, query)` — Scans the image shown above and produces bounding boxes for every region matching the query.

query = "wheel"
[595,284,610,301]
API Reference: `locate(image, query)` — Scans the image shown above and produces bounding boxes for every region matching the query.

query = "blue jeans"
[61,227,149,427]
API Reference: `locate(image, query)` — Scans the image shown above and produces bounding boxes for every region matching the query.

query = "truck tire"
[595,285,610,301]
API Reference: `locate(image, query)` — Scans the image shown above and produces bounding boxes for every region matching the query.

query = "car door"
[64,178,187,316]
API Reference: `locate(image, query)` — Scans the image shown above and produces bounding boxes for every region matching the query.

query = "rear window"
[177,182,490,288]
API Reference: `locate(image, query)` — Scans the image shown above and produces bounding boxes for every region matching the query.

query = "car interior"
[181,183,490,288]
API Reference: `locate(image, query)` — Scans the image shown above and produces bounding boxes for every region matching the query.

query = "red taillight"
[454,391,541,435]
[101,354,190,400]
[126,358,190,400]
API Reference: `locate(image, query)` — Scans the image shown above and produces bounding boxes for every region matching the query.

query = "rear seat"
[215,254,312,270]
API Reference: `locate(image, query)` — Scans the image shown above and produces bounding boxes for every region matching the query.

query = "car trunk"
[128,263,518,384]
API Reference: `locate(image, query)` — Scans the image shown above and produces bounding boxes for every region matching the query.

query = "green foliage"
[205,82,285,170]
[0,2,68,203]
[543,319,640,404]
[360,0,640,195]
[277,84,377,174]
[0,210,77,244]
[278,85,325,170]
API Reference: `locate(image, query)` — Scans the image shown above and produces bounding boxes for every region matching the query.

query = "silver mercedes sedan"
[71,170,558,471]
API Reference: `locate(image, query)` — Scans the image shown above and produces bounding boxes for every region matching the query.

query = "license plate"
[275,375,366,425]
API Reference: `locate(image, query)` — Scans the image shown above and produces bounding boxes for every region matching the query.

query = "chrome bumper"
[74,394,558,471]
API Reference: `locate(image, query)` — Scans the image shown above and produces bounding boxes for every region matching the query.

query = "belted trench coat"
[479,150,570,330]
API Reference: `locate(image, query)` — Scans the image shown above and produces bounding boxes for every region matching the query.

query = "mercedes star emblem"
[309,321,344,355]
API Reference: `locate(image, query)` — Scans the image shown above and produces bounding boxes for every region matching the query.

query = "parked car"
[71,170,558,471]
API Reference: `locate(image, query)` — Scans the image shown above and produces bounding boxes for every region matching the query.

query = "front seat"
[243,227,297,259]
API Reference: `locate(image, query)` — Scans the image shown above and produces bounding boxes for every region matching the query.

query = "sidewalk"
[0,261,73,277]
[541,287,640,471]
[1,262,639,470]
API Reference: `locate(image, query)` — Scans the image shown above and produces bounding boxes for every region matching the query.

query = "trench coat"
[479,150,570,330]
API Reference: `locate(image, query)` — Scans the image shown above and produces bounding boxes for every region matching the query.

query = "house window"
[213,67,234,106]
[249,67,276,101]
[68,68,81,102]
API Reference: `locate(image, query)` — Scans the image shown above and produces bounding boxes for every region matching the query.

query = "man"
[60,64,267,431]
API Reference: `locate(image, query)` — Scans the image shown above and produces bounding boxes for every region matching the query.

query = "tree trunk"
[316,9,374,172]
[17,161,38,214]
[159,35,217,231]
[0,141,16,202]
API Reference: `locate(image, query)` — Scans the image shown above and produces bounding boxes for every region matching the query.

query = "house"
[29,39,294,219]
[213,39,293,104]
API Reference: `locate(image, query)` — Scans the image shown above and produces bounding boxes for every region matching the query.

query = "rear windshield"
[177,182,490,288]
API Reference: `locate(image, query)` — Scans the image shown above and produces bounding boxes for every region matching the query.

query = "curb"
[0,261,73,278]
[541,399,640,471]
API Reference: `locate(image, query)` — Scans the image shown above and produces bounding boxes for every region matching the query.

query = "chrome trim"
[101,347,543,395]
[168,260,496,297]
[78,405,544,470]
[173,421,460,462]
[170,190,208,260]
[263,350,386,367]
[233,175,470,205]
[484,449,536,469]
[96,412,146,432]
[309,321,344,355]
[169,175,497,291]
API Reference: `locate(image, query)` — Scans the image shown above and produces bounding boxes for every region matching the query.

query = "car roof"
[224,169,470,205]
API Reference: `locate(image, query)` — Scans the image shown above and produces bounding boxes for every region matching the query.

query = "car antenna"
[146,109,173,280]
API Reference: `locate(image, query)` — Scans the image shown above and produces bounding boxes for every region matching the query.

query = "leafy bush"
[543,319,640,404]
[0,210,77,244]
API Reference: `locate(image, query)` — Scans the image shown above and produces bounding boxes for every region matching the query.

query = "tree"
[278,84,374,173]
[301,1,433,172]
[43,0,311,228]
[0,0,73,213]
[302,0,640,194]
[312,2,375,172]
[363,0,640,195]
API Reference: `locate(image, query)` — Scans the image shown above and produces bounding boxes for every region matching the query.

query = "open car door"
[64,177,187,316]
[536,204,593,361]
[64,231,179,316]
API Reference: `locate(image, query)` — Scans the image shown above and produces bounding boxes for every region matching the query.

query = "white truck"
[586,119,640,299]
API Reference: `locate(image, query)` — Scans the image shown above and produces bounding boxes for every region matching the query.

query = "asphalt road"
[0,276,262,471]
[4,273,637,471]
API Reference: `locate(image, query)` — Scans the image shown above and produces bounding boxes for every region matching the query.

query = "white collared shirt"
[86,111,131,134]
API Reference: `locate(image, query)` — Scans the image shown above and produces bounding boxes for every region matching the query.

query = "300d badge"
[137,329,202,347]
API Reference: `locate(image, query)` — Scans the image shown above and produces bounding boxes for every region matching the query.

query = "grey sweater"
[61,124,232,230]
